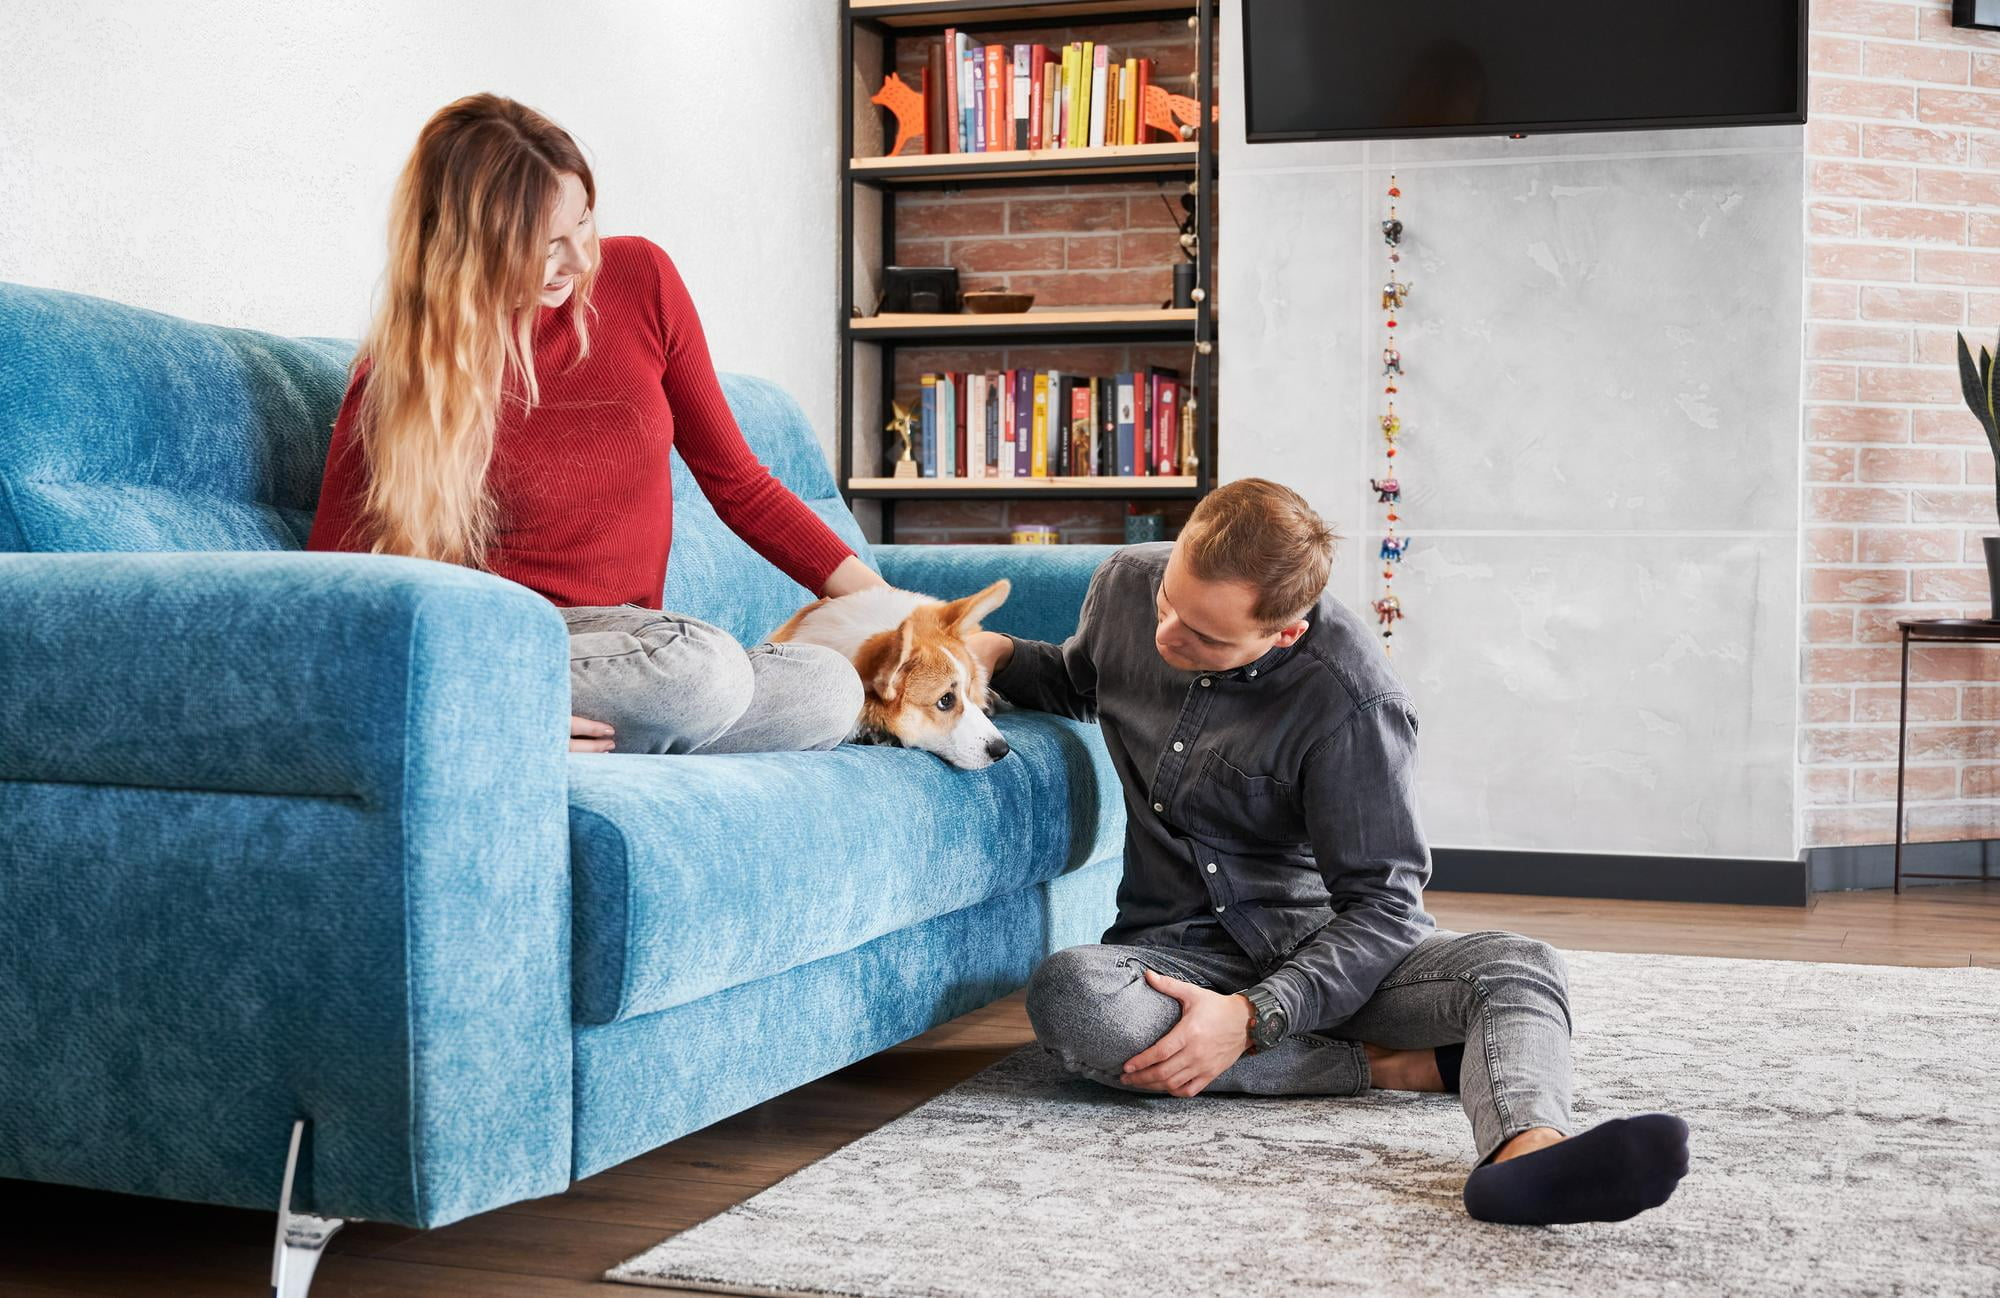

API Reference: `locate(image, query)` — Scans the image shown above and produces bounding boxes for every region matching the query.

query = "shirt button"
[1206,863,1217,874]
[1200,677,1212,687]
[1152,801,1164,813]
[1214,904,1227,913]
[1172,741,1184,752]
[1249,669,1258,677]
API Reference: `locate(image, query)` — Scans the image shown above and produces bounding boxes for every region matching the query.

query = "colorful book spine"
[984,45,1002,153]
[954,370,969,474]
[919,374,938,477]
[987,373,1001,472]
[1136,368,1152,474]
[970,53,985,152]
[1014,369,1032,476]
[960,372,976,478]
[1151,367,1180,475]
[1089,45,1109,148]
[1115,376,1135,478]
[945,30,962,153]
[1013,46,1030,149]
[1040,370,1056,476]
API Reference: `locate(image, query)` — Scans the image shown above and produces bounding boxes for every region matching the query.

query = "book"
[970,52,985,152]
[984,45,1003,154]
[1103,375,1118,476]
[1089,45,1109,148]
[945,30,962,153]
[928,372,944,478]
[953,370,968,474]
[1060,44,1078,147]
[925,44,949,154]
[1013,45,1030,149]
[992,370,1008,470]
[1027,47,1045,149]
[940,373,956,477]
[1150,366,1180,475]
[1040,370,1056,476]
[1014,369,1032,476]
[960,372,976,478]
[1114,375,1135,478]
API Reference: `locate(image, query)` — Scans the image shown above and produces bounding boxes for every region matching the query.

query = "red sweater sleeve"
[647,241,855,595]
[306,360,374,554]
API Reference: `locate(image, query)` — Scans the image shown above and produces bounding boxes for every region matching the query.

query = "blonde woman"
[309,95,878,754]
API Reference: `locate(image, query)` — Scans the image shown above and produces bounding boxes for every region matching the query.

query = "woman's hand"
[822,554,890,598]
[570,715,616,752]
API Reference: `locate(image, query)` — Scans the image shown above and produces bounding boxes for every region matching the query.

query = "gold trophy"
[887,401,920,479]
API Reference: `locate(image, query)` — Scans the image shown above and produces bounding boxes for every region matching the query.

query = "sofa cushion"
[565,709,1123,1025]
[0,281,351,553]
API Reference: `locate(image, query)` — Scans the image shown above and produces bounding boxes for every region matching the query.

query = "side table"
[1893,617,2000,894]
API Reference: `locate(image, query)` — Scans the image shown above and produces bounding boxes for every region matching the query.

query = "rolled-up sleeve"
[1247,692,1435,1031]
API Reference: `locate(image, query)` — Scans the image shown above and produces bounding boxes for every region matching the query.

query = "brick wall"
[1803,0,2000,846]
[877,18,1207,544]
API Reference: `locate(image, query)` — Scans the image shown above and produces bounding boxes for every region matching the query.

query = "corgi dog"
[770,579,1012,770]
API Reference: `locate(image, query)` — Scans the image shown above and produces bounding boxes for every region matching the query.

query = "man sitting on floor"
[967,478,1690,1225]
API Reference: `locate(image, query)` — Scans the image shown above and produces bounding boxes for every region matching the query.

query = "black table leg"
[1895,627,1911,896]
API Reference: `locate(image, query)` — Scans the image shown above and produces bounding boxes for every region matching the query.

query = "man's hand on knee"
[1120,969,1254,1097]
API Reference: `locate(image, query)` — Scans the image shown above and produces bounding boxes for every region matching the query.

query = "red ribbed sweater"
[307,235,854,609]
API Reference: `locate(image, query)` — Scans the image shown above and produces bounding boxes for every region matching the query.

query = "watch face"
[1254,1008,1286,1048]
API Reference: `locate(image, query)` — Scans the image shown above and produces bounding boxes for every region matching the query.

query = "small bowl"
[961,291,1035,314]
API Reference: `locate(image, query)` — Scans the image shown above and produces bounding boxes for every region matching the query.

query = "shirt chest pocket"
[1180,750,1309,843]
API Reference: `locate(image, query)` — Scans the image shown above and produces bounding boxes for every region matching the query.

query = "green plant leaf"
[1957,333,1996,445]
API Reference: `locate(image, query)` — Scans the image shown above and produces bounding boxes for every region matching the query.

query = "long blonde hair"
[352,94,601,566]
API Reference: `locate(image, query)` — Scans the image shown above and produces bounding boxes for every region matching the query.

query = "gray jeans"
[562,605,864,756]
[1025,926,1573,1166]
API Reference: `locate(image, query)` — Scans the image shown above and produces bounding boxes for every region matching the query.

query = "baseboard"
[1429,847,1811,907]
[1805,837,2000,892]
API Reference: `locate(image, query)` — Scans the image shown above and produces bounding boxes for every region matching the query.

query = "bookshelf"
[839,0,1218,541]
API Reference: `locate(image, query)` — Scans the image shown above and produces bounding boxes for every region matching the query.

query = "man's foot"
[1462,1114,1690,1226]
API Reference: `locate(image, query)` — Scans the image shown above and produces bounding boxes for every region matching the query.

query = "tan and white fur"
[770,580,1012,770]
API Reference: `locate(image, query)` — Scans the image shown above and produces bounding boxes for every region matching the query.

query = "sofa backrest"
[0,280,870,646]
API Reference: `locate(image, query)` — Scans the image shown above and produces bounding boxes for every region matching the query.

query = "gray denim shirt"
[991,542,1436,1031]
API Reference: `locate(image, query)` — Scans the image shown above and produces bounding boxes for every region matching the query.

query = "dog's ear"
[939,578,1011,634]
[855,619,917,701]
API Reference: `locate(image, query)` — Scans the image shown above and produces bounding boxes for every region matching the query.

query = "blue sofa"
[0,282,1124,1269]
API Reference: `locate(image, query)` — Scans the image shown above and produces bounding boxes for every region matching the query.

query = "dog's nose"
[985,736,1011,762]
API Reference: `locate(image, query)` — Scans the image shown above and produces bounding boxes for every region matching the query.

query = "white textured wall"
[1219,2,1805,860]
[0,0,842,455]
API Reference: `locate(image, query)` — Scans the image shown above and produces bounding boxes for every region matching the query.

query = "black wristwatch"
[1241,985,1288,1054]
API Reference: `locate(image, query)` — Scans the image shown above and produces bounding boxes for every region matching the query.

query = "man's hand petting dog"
[1120,968,1255,1097]
[966,629,1014,677]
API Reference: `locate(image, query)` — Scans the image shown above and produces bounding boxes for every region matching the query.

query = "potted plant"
[1954,330,2000,620]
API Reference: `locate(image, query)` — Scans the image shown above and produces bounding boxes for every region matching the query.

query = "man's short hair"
[1178,478,1339,631]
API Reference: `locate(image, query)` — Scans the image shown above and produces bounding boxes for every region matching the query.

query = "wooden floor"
[3,884,1996,1298]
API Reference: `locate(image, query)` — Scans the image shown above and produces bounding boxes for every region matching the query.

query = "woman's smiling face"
[537,172,593,308]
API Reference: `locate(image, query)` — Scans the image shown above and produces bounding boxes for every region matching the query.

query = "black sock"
[1433,1042,1464,1094]
[1462,1114,1690,1226]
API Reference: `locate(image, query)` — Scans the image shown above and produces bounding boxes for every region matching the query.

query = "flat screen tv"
[1242,0,1807,143]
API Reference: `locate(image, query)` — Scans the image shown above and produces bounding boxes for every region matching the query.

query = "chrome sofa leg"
[271,1119,344,1298]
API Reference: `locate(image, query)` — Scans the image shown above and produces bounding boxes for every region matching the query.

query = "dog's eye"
[936,692,955,712]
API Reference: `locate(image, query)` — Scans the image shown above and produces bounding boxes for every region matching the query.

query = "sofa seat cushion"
[566,709,1122,1026]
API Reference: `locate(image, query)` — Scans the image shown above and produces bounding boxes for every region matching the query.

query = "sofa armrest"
[874,543,1118,645]
[0,551,575,1226]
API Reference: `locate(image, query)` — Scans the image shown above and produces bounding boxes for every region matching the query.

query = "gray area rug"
[610,950,2000,1297]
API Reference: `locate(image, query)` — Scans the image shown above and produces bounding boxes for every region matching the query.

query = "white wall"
[0,0,843,457]
[1219,1,1805,861]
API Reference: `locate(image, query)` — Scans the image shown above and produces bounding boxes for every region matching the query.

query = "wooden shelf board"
[850,307,1196,339]
[848,475,1199,496]
[850,0,1194,29]
[850,142,1196,184]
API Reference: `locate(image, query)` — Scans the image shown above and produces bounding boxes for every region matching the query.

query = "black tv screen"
[1243,0,1806,142]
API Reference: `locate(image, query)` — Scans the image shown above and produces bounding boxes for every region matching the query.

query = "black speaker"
[1955,0,2000,30]
[877,266,961,315]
